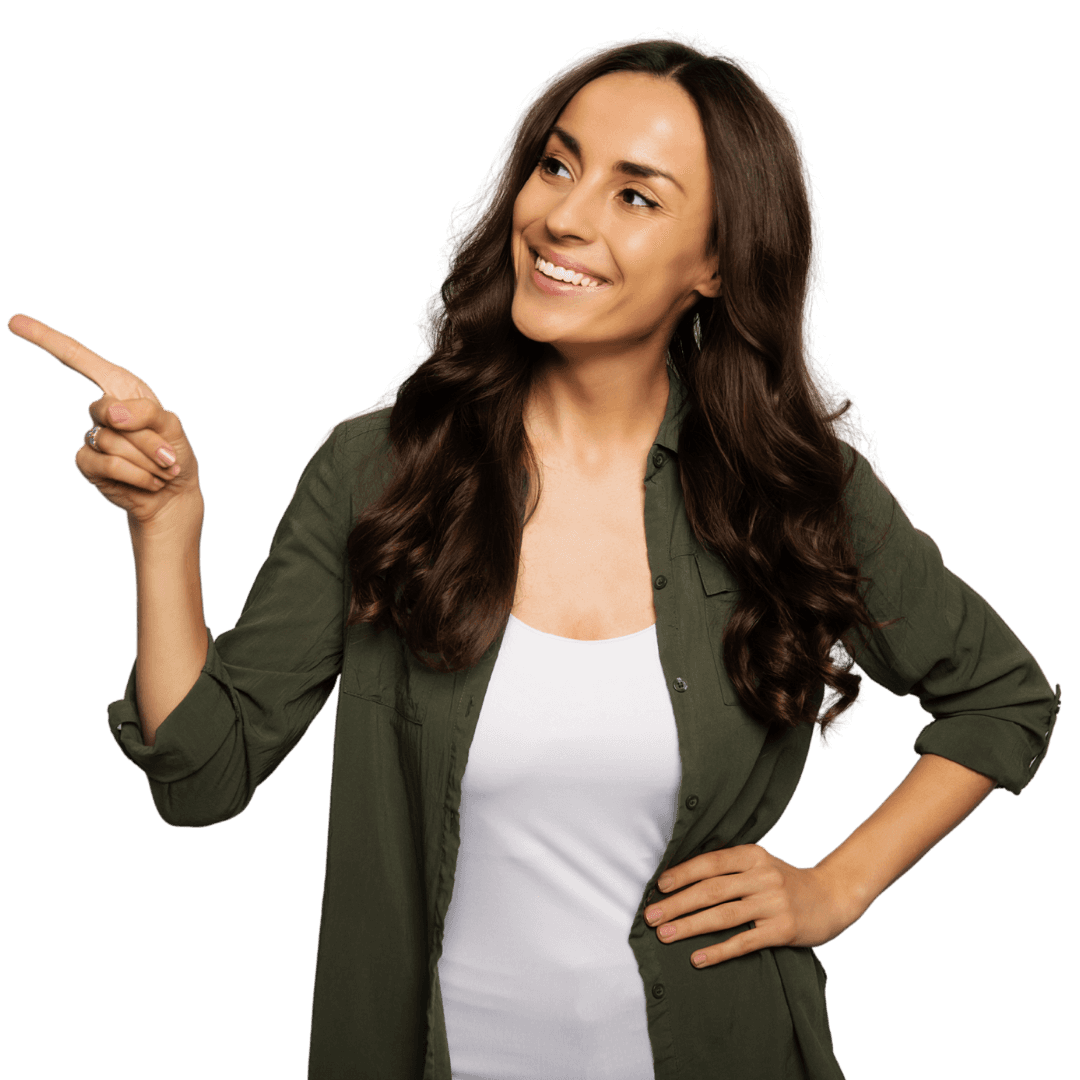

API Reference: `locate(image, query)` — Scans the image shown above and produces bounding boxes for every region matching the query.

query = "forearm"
[815,752,997,921]
[129,500,209,747]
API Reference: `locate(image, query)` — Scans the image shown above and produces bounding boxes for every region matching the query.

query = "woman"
[10,38,1059,1080]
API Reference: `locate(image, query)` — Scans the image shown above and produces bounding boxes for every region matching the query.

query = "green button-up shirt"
[108,364,1060,1079]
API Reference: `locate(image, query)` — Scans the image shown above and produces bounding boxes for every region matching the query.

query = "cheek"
[512,175,554,236]
[511,183,534,230]
[622,234,676,287]
[627,243,701,304]
[510,198,531,270]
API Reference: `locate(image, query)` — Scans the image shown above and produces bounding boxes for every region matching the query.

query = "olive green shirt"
[108,365,1060,1079]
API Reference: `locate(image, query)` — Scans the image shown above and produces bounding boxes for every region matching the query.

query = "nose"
[543,176,602,244]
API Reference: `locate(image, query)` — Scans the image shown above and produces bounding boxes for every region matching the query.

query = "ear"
[694,266,723,300]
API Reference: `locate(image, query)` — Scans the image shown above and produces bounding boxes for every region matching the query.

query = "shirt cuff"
[913,683,1061,795]
[107,628,239,785]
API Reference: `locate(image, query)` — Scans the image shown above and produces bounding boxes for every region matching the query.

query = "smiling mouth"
[529,249,606,288]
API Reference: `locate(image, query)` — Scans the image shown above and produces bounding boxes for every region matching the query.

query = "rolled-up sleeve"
[107,416,365,826]
[843,443,1060,795]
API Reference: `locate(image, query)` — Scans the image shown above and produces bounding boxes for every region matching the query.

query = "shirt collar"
[654,361,689,455]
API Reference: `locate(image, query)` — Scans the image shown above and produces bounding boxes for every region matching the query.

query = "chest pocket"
[340,620,450,725]
[694,550,742,707]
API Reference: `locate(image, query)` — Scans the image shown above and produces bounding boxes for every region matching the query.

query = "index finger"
[658,847,754,891]
[8,313,161,405]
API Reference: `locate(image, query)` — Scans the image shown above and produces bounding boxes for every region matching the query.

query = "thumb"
[93,395,179,441]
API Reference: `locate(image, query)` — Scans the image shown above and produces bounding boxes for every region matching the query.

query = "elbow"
[152,790,252,829]
[148,764,254,827]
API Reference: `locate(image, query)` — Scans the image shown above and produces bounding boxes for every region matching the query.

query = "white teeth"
[534,253,601,287]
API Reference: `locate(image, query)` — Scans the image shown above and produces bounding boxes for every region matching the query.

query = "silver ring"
[85,425,103,452]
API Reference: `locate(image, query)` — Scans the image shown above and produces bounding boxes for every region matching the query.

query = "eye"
[537,155,571,179]
[620,188,660,209]
[536,154,660,210]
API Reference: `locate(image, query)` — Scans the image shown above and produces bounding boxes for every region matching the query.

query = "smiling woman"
[11,35,1059,1080]
[510,74,722,353]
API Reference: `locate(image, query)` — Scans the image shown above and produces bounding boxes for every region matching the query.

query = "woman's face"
[510,71,721,361]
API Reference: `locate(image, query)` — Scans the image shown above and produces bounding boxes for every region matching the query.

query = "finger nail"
[108,404,132,423]
[156,446,176,466]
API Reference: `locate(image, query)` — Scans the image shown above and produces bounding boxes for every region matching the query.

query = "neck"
[524,347,670,467]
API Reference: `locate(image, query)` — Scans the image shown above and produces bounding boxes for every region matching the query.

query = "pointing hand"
[9,313,202,530]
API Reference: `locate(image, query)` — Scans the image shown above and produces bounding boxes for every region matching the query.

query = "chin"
[510,295,559,345]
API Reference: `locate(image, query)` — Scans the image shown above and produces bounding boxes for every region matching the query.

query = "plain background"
[3,1,1075,1076]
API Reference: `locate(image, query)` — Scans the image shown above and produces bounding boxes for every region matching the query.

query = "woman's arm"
[105,416,383,827]
[813,752,996,925]
[644,754,997,965]
[130,508,209,747]
[644,445,1060,965]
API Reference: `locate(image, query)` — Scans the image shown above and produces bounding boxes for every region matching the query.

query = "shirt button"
[654,574,668,590]
[116,723,122,732]
[651,983,666,1000]
[652,450,665,469]
[685,794,699,810]
[673,677,688,693]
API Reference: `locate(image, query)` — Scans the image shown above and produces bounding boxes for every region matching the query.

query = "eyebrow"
[549,125,685,195]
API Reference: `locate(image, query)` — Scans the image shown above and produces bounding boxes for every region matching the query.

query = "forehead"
[553,71,710,192]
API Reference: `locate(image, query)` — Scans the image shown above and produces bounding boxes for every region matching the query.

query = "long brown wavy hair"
[346,38,890,733]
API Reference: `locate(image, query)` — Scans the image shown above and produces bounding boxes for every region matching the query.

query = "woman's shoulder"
[288,406,396,509]
[832,436,908,563]
[315,404,396,507]
[311,406,395,455]
[838,434,898,505]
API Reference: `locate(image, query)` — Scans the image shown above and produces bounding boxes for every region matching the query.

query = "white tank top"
[438,612,683,1080]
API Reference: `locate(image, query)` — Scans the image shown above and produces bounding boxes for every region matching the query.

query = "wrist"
[811,857,876,928]
[129,490,205,546]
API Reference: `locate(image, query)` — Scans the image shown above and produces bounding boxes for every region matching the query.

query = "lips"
[529,247,608,284]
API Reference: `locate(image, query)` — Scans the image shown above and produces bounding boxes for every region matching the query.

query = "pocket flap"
[694,550,739,595]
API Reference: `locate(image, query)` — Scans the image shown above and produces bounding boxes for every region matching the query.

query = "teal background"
[4,1,1074,1076]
